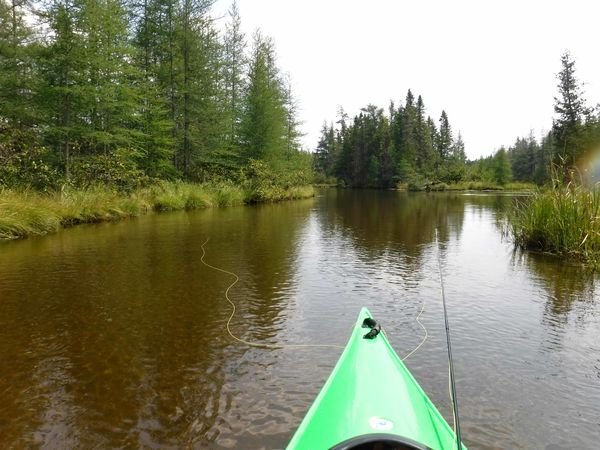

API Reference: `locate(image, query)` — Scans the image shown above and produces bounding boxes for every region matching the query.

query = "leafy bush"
[69,150,148,192]
[427,182,449,191]
[241,159,284,202]
[0,147,62,191]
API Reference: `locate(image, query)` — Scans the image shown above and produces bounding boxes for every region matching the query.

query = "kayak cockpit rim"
[329,433,433,450]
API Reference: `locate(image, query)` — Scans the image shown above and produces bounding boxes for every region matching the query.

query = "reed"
[409,181,536,192]
[504,182,537,191]
[0,190,61,239]
[461,181,501,191]
[282,185,315,200]
[511,180,600,267]
[208,183,247,207]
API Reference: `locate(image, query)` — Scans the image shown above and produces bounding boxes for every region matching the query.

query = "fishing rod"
[435,229,463,450]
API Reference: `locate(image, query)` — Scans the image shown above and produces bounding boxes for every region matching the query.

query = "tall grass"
[404,181,536,192]
[0,190,61,239]
[0,181,314,241]
[428,181,504,191]
[511,179,600,267]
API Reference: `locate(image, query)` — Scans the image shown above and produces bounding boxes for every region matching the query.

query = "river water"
[0,189,598,449]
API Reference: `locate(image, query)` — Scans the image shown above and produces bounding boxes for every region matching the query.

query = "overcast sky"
[213,0,600,160]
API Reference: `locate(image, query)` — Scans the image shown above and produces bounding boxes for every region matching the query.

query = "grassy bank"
[511,182,600,268]
[443,181,536,191]
[398,181,537,191]
[0,182,314,240]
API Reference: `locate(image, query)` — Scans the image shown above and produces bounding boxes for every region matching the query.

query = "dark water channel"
[0,189,598,449]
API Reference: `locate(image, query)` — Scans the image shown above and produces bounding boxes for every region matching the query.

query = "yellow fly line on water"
[200,238,344,350]
[200,237,428,358]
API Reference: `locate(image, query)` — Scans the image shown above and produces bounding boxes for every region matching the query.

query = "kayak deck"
[287,307,466,450]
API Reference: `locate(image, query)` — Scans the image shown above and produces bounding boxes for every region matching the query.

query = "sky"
[212,0,600,160]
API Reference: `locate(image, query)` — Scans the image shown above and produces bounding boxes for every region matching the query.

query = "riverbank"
[0,182,314,240]
[401,181,536,192]
[323,180,537,191]
[511,182,600,268]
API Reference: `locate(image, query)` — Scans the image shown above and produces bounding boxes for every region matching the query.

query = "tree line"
[313,91,467,188]
[0,0,310,191]
[315,51,600,188]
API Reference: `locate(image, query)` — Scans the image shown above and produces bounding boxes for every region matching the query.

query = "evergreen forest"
[0,0,310,191]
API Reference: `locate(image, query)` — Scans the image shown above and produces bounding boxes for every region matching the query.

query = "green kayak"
[287,307,466,450]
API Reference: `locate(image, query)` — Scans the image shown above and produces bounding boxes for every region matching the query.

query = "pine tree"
[39,0,84,178]
[533,132,553,184]
[281,73,303,157]
[87,0,142,153]
[334,107,352,182]
[414,95,435,173]
[380,105,395,187]
[222,0,245,148]
[442,132,466,183]
[38,0,148,182]
[141,0,179,148]
[452,132,466,162]
[427,116,438,171]
[398,89,418,178]
[240,31,287,166]
[509,133,538,182]
[493,147,512,185]
[437,110,452,161]
[178,6,228,180]
[0,0,37,147]
[314,121,334,176]
[130,0,176,178]
[553,51,591,164]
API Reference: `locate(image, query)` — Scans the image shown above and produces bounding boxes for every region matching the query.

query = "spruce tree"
[222,0,246,148]
[443,132,466,182]
[39,0,84,178]
[281,73,303,157]
[427,116,438,171]
[130,0,176,178]
[509,133,538,182]
[553,51,591,164]
[533,132,553,184]
[79,0,141,154]
[314,121,333,176]
[437,111,452,161]
[240,31,286,166]
[398,89,417,179]
[414,95,435,173]
[493,147,512,185]
[0,0,37,147]
[179,7,228,180]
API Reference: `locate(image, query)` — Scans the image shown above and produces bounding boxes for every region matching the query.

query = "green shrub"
[0,147,62,192]
[69,150,148,192]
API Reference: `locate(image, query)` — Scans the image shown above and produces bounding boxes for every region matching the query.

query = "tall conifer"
[240,32,286,165]
[553,51,591,164]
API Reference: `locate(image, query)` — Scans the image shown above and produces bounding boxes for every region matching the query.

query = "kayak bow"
[287,307,466,450]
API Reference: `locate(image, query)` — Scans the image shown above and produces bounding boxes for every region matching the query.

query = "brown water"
[0,189,598,449]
